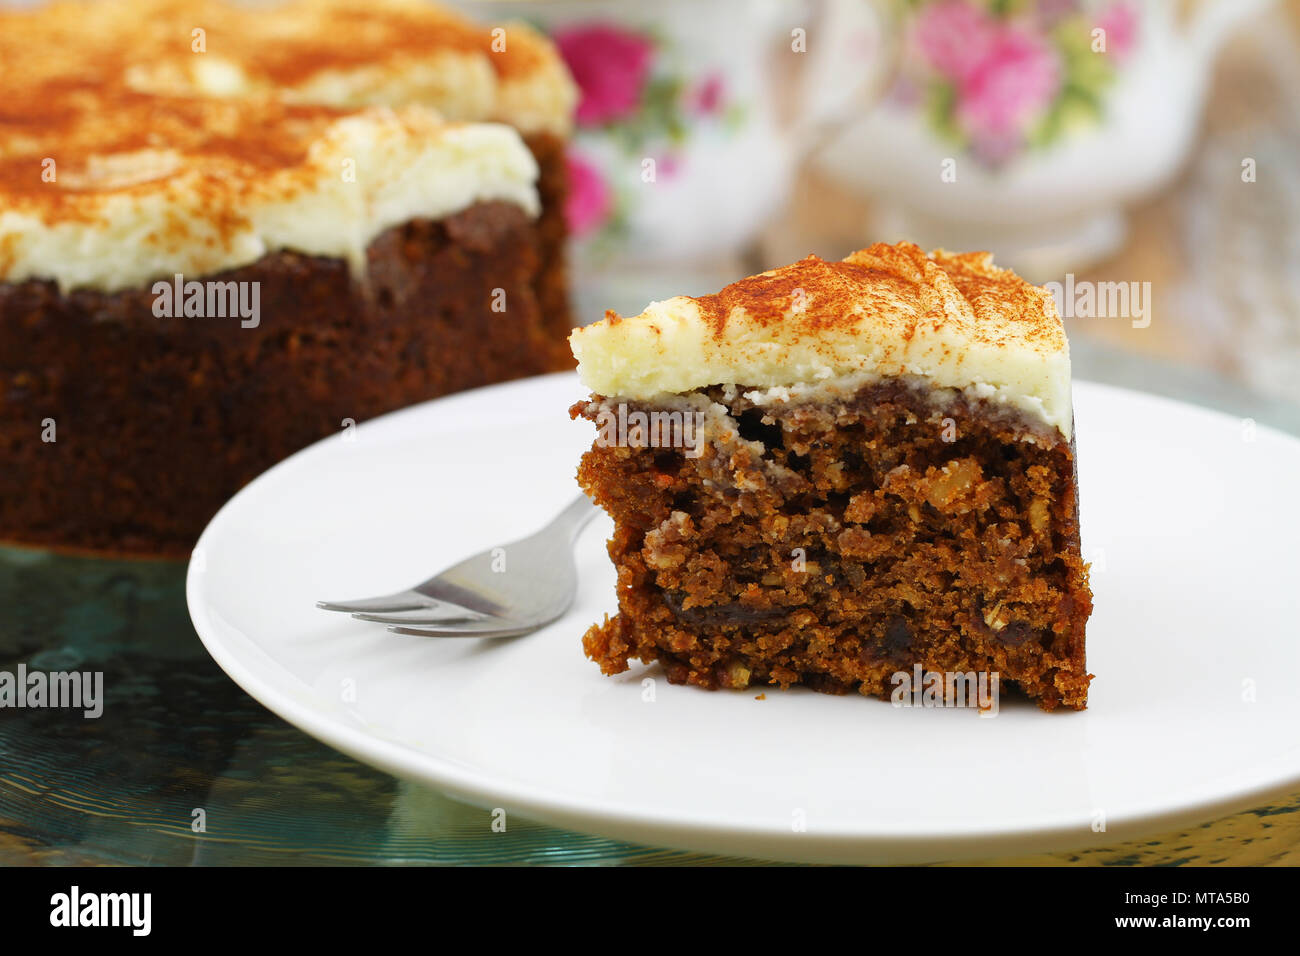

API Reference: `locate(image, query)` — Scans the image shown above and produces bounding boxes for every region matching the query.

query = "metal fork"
[317,494,600,638]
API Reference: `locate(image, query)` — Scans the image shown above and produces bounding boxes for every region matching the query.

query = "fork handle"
[549,493,600,542]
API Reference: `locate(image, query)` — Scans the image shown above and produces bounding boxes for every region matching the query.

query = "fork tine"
[351,606,487,626]
[320,493,594,632]
[386,620,539,639]
[316,590,458,614]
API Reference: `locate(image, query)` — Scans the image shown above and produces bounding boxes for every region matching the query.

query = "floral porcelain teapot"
[457,0,880,274]
[816,0,1273,279]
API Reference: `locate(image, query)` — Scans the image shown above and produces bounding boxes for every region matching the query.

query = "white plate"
[187,373,1300,864]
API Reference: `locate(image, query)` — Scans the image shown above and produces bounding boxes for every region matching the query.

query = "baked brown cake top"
[570,242,1075,438]
[0,0,575,134]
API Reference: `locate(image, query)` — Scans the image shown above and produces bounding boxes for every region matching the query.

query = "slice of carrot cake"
[568,242,1093,711]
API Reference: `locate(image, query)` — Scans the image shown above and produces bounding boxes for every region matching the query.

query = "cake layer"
[0,0,576,136]
[0,92,539,292]
[0,202,568,556]
[571,377,1093,711]
[570,242,1074,439]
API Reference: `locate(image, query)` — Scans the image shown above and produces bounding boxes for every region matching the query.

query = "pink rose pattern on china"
[555,24,654,126]
[907,0,1138,165]
[1095,1,1137,58]
[954,22,1062,163]
[564,152,612,238]
[555,21,739,240]
[915,0,999,87]
[690,73,727,117]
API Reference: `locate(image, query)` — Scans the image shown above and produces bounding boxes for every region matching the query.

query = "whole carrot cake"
[569,242,1094,711]
[0,0,576,556]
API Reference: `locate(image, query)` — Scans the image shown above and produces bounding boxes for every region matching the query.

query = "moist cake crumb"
[569,243,1094,711]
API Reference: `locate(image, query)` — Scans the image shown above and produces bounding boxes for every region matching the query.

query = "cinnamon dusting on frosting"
[0,0,568,290]
[570,242,1075,438]
[689,244,1064,353]
[0,0,574,132]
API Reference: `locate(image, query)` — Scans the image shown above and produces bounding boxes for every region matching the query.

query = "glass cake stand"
[1,339,1298,867]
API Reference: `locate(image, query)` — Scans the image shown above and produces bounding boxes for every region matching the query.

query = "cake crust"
[1,201,568,556]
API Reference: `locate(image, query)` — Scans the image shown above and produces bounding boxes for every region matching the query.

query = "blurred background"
[459,0,1300,411]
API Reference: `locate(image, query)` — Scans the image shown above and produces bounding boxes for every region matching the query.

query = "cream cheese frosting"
[0,0,573,292]
[570,243,1075,439]
[0,102,539,293]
